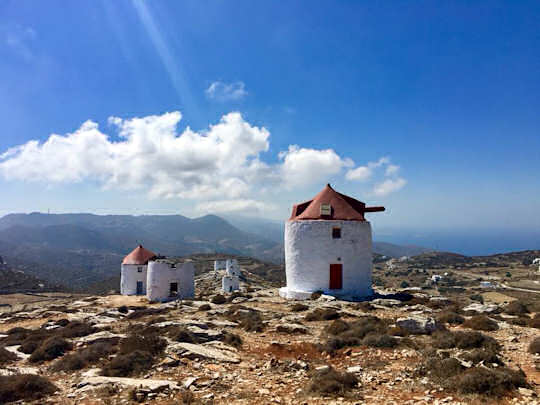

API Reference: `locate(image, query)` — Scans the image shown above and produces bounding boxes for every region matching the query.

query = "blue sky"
[0,1,539,247]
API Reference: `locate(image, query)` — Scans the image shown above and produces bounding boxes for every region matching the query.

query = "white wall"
[214,260,227,271]
[146,261,195,302]
[226,259,240,277]
[120,264,147,295]
[281,220,373,299]
[222,275,240,293]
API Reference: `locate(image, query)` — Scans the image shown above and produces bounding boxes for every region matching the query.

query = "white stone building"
[221,259,240,293]
[214,260,227,272]
[121,245,195,302]
[279,184,385,300]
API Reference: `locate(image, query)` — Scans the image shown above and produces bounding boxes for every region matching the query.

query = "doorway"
[136,281,143,295]
[169,282,178,297]
[329,264,343,289]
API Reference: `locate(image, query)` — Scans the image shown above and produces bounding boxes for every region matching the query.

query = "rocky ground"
[0,266,539,405]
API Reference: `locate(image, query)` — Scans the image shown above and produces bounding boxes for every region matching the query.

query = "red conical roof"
[289,184,385,221]
[122,245,157,265]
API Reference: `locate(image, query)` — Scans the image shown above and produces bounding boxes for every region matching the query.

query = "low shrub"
[529,313,540,329]
[119,332,167,356]
[226,307,265,332]
[198,304,211,311]
[388,326,409,337]
[117,305,128,314]
[222,331,242,348]
[59,321,96,338]
[305,308,340,322]
[361,333,398,348]
[528,337,540,354]
[451,366,527,396]
[29,337,72,363]
[0,374,57,403]
[461,349,504,366]
[437,311,465,325]
[431,331,500,352]
[310,291,323,300]
[323,320,350,336]
[211,294,227,305]
[421,357,464,381]
[291,303,309,312]
[51,341,117,371]
[470,294,484,303]
[55,319,70,327]
[101,350,154,377]
[354,302,374,312]
[169,327,200,344]
[462,315,499,331]
[504,301,529,316]
[305,366,358,396]
[0,346,17,364]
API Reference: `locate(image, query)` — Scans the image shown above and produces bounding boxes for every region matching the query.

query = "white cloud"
[196,199,276,214]
[385,164,400,176]
[372,178,407,196]
[205,81,247,101]
[278,145,353,188]
[346,156,389,182]
[0,110,407,208]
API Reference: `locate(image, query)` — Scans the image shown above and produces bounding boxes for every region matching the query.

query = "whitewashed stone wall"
[222,275,240,293]
[226,259,240,277]
[214,260,227,271]
[120,264,147,295]
[146,261,195,302]
[280,220,373,300]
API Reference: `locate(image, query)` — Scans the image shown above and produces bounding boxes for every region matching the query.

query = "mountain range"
[0,212,432,290]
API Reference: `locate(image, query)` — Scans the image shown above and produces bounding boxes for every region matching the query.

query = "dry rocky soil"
[0,256,539,405]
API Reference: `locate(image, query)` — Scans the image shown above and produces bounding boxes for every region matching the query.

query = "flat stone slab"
[276,323,309,334]
[76,331,126,344]
[79,376,180,391]
[169,342,240,363]
[463,303,500,314]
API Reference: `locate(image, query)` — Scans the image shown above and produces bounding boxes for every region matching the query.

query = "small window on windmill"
[332,227,341,239]
[137,267,143,273]
[320,204,331,216]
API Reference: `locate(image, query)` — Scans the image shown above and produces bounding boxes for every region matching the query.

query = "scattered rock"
[396,315,442,334]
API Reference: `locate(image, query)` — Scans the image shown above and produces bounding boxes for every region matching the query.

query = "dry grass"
[226,306,265,332]
[504,300,530,315]
[101,350,154,377]
[198,304,211,311]
[528,337,540,354]
[51,341,117,371]
[221,331,242,348]
[290,303,309,312]
[0,346,17,364]
[529,313,540,329]
[462,315,499,331]
[431,330,500,351]
[451,367,527,397]
[305,308,340,321]
[305,366,358,396]
[29,336,72,363]
[0,374,57,403]
[211,294,227,304]
[436,311,465,325]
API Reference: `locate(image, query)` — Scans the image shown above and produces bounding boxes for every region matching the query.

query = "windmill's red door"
[329,264,343,289]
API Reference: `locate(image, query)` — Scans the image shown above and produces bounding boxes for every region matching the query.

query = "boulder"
[169,342,240,363]
[396,315,442,334]
[78,376,180,392]
[462,303,499,314]
[276,323,308,334]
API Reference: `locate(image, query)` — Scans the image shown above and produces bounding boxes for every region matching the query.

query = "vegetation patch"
[0,346,17,364]
[291,303,309,312]
[305,308,340,322]
[221,331,243,348]
[436,311,465,325]
[462,315,499,331]
[198,304,211,311]
[528,337,540,354]
[504,301,529,316]
[51,341,117,371]
[126,307,168,320]
[226,306,265,332]
[211,294,227,305]
[0,374,57,403]
[59,321,97,338]
[431,330,500,352]
[529,313,540,329]
[451,367,527,397]
[29,336,72,363]
[102,350,154,377]
[305,366,358,396]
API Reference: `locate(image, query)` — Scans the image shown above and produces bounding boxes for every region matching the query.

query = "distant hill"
[0,212,435,291]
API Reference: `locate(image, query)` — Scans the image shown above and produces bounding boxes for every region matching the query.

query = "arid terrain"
[0,252,539,404]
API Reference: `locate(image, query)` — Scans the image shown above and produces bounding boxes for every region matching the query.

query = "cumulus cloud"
[372,178,407,196]
[278,145,353,188]
[0,110,407,209]
[196,199,276,214]
[205,81,247,101]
